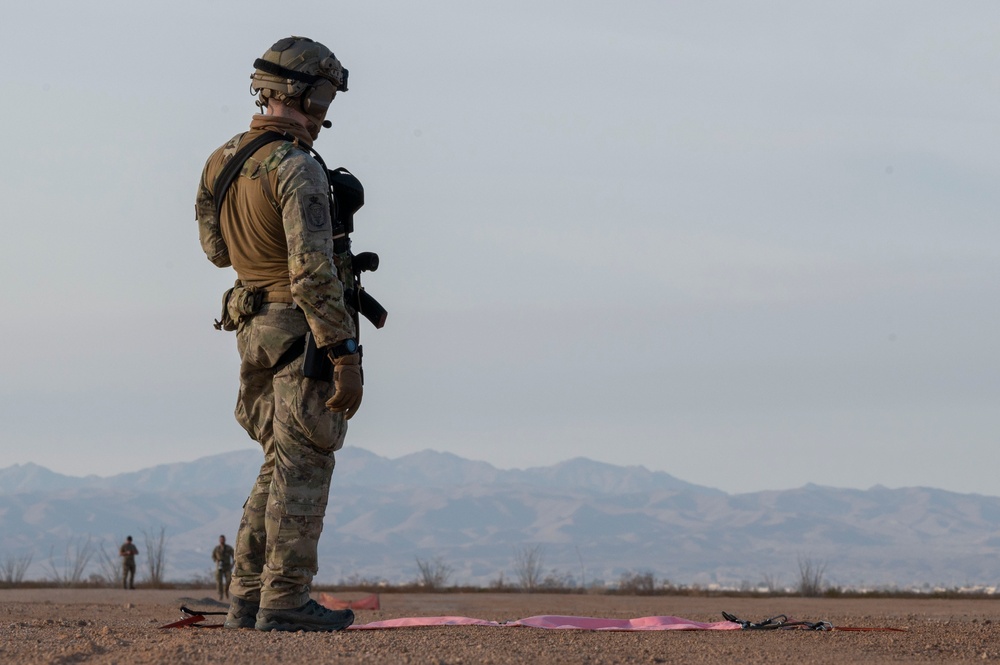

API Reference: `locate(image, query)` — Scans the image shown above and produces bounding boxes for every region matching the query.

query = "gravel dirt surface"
[0,589,998,664]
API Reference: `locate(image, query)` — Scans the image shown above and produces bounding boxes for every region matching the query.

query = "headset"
[252,55,348,126]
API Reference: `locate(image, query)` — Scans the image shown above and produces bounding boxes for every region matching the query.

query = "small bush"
[796,556,826,597]
[618,571,657,595]
[414,555,453,590]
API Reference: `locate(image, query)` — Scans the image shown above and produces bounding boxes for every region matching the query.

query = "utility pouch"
[214,285,238,331]
[303,331,334,381]
[229,285,263,321]
[214,282,264,331]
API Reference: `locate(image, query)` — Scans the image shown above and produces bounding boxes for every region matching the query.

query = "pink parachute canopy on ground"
[347,614,741,631]
[161,598,904,632]
[313,594,740,631]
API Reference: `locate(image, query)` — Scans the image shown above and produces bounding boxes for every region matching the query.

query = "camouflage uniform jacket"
[195,115,356,348]
[119,542,138,564]
[212,543,235,571]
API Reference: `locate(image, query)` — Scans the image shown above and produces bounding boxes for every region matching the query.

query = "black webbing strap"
[212,130,290,216]
[253,58,321,84]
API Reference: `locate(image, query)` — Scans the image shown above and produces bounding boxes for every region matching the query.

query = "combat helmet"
[251,36,348,123]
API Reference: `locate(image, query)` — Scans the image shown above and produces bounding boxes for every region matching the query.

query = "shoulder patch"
[304,193,330,232]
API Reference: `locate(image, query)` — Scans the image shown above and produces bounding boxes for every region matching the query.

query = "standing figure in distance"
[212,535,235,601]
[195,36,362,632]
[119,536,138,590]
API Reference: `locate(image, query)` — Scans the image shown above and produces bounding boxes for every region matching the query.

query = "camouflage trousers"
[215,567,232,598]
[122,561,135,590]
[229,304,347,610]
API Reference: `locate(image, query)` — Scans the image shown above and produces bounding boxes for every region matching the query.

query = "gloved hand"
[325,353,363,419]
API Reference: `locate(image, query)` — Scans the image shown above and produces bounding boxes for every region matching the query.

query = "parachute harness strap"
[722,612,833,631]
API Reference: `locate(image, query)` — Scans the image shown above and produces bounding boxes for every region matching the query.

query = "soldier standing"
[212,535,235,600]
[119,536,138,590]
[196,36,361,632]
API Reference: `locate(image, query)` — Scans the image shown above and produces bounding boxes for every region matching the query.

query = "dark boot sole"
[255,608,354,633]
[255,618,353,632]
[223,617,257,629]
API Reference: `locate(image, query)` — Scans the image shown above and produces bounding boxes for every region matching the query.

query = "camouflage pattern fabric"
[213,543,236,572]
[228,303,347,609]
[196,116,356,348]
[213,543,235,598]
[216,568,232,599]
[119,542,138,565]
[197,115,357,610]
[120,541,138,590]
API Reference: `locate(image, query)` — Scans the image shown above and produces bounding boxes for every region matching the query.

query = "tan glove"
[325,353,363,419]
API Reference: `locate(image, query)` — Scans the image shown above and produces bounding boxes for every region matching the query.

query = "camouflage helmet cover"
[250,36,348,115]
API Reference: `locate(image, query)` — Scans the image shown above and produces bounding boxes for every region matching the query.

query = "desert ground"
[0,588,997,664]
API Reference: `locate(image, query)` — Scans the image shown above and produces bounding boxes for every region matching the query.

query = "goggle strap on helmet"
[252,58,321,85]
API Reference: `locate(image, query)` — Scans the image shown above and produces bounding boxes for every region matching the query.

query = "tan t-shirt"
[196,115,355,347]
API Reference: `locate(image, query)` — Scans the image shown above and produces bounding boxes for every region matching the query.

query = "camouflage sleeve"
[195,156,232,268]
[276,150,356,348]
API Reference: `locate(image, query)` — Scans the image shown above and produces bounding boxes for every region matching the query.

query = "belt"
[262,290,294,304]
[259,302,299,311]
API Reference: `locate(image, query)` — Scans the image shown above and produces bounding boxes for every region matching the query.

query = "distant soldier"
[119,536,138,590]
[212,535,235,600]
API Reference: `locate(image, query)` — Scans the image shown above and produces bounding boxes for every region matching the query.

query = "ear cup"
[301,79,337,119]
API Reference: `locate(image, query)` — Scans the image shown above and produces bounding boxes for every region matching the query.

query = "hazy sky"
[1,1,998,495]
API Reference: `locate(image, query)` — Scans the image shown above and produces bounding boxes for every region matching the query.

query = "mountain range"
[1,447,998,589]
